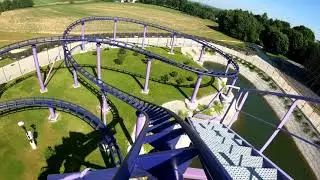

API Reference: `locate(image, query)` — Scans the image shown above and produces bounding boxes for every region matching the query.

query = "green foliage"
[169,71,178,77]
[218,9,263,42]
[114,48,127,65]
[183,60,191,65]
[186,76,194,81]
[139,0,219,20]
[293,25,315,47]
[92,51,97,56]
[0,0,33,13]
[262,27,289,54]
[213,101,224,114]
[133,51,139,56]
[160,74,169,82]
[175,77,185,84]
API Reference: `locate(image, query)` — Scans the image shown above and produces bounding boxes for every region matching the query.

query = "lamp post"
[17,121,37,150]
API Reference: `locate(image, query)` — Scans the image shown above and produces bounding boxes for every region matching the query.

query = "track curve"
[0,97,122,165]
[0,16,243,179]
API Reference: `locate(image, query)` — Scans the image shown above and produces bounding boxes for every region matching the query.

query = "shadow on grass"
[38,130,112,180]
[75,74,134,146]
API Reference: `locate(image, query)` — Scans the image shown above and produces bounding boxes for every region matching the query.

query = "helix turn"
[0,16,291,179]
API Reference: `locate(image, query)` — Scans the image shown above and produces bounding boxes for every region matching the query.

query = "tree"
[268,19,291,32]
[304,42,320,74]
[218,10,262,42]
[262,27,289,54]
[293,25,315,46]
[285,28,304,62]
[2,0,13,11]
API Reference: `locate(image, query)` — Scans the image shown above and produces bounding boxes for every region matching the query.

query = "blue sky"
[192,0,320,40]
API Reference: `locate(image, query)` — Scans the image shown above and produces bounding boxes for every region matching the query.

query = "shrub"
[269,82,278,90]
[183,60,191,65]
[114,58,124,65]
[160,74,169,82]
[176,77,185,84]
[310,132,318,138]
[302,127,311,133]
[186,76,194,81]
[169,71,178,77]
[301,122,309,128]
[92,51,97,55]
[133,51,139,56]
[118,48,127,55]
[141,58,148,64]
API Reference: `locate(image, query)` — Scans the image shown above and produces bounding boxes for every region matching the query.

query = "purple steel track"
[0,16,302,180]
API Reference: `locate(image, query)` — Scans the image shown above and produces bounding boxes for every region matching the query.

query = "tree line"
[0,0,33,13]
[138,1,320,93]
[218,10,315,64]
[138,0,219,20]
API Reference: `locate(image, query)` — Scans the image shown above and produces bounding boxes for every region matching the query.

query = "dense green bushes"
[0,0,33,13]
[139,0,219,20]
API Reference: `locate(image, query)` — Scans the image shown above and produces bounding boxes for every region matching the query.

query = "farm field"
[0,2,242,47]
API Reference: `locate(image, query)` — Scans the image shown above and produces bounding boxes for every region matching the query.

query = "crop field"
[0,2,242,47]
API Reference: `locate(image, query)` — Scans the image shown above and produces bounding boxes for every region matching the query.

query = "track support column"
[32,45,47,93]
[113,17,117,40]
[96,43,109,115]
[96,43,102,79]
[72,69,80,88]
[81,21,85,51]
[225,91,249,128]
[142,58,152,94]
[198,45,205,62]
[185,74,202,109]
[142,25,147,49]
[48,107,59,122]
[102,94,108,125]
[169,33,176,54]
[135,111,146,139]
[260,100,299,153]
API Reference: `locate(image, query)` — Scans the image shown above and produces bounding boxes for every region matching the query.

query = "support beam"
[96,43,109,115]
[81,21,85,51]
[113,17,117,40]
[226,77,238,97]
[48,107,58,121]
[169,33,176,54]
[190,75,203,103]
[142,58,152,94]
[227,92,249,128]
[102,94,108,125]
[32,45,47,93]
[225,61,231,74]
[135,112,146,139]
[198,45,205,62]
[96,43,101,80]
[260,100,299,153]
[142,25,147,49]
[72,69,80,88]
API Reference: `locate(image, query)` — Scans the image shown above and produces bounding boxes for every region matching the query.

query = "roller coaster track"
[0,16,295,179]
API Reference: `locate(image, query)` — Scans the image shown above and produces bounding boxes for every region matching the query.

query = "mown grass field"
[0,47,217,180]
[0,2,242,47]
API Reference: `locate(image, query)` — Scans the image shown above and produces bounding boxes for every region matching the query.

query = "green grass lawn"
[0,47,217,180]
[0,2,242,47]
